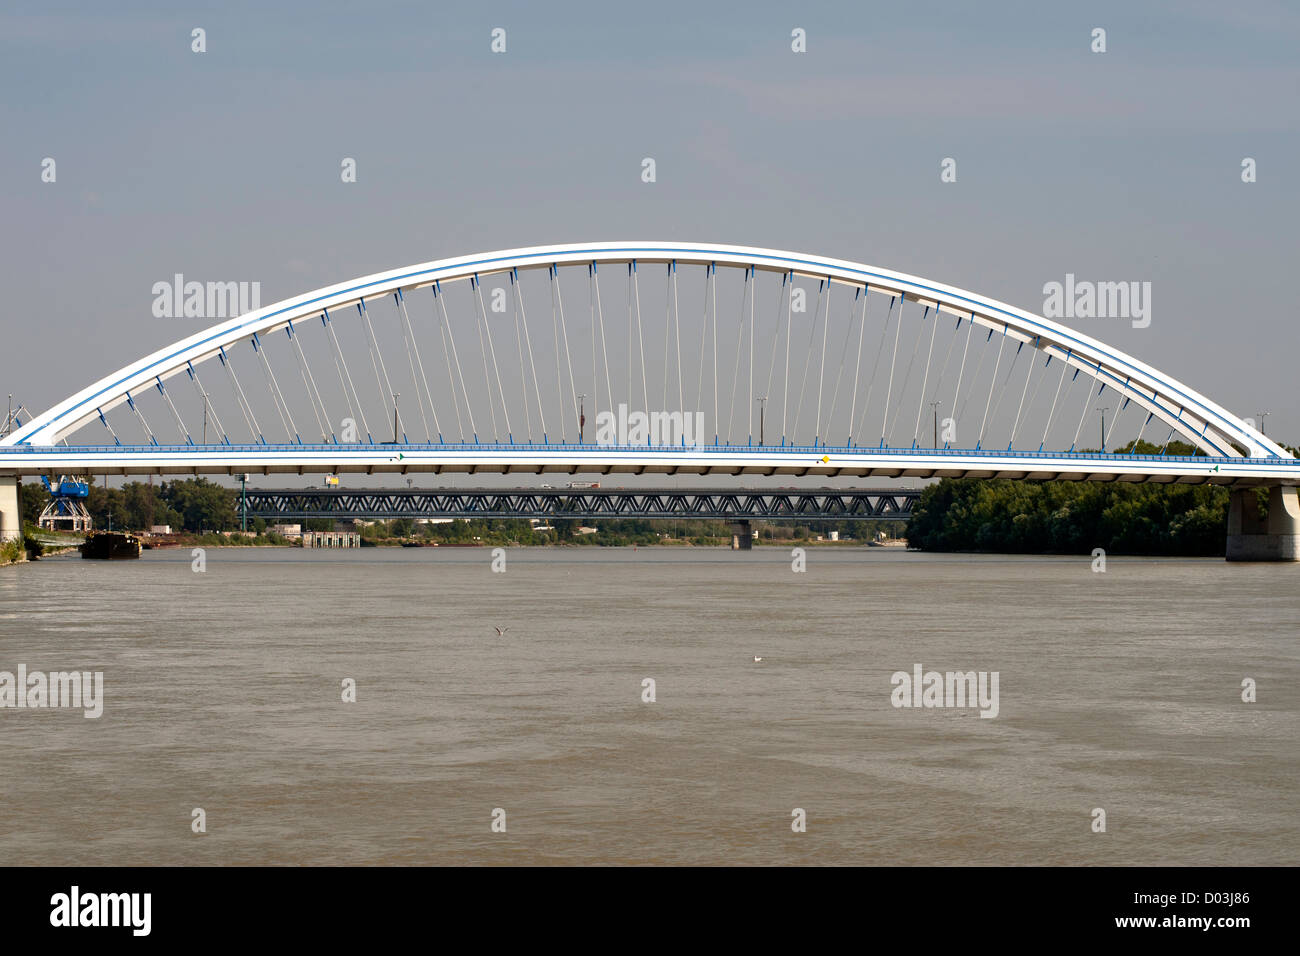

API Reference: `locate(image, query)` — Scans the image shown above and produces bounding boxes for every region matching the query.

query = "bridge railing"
[4,441,1296,465]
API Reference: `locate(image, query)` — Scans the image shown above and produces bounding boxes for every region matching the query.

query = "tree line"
[906,440,1297,556]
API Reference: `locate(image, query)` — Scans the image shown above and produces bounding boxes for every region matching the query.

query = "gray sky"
[3,0,1298,443]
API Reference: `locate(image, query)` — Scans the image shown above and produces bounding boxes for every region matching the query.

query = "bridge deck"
[2,443,1297,485]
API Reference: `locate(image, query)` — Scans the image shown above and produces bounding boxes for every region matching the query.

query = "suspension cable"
[909,305,942,447]
[358,299,398,439]
[1069,360,1104,451]
[878,297,905,447]
[321,308,369,443]
[218,345,263,443]
[513,275,534,442]
[395,289,440,442]
[846,287,868,446]
[473,275,510,442]
[510,269,548,443]
[824,286,859,444]
[591,263,614,424]
[251,332,299,443]
[791,280,824,443]
[154,376,191,444]
[942,314,975,447]
[886,303,926,447]
[285,320,331,442]
[725,266,752,445]
[124,391,158,446]
[551,265,580,441]
[434,282,474,442]
[1006,343,1041,449]
[981,336,1025,449]
[185,361,228,445]
[1039,350,1073,451]
[853,293,895,445]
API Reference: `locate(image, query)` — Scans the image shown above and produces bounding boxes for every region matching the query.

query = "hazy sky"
[3,0,1298,441]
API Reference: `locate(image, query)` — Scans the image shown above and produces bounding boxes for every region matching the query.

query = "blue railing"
[2,441,1297,466]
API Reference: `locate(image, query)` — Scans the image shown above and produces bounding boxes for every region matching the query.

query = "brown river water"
[1,546,1296,865]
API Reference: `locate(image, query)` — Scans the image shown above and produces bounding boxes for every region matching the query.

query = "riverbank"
[0,539,25,567]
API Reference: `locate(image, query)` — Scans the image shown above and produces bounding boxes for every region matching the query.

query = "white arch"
[2,241,1287,459]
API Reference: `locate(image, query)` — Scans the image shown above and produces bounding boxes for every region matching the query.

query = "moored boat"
[80,531,142,560]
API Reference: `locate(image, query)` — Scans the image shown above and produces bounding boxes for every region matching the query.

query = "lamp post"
[1096,406,1110,451]
[756,396,767,446]
[929,401,942,448]
[1257,411,1269,436]
[578,393,586,443]
[393,393,401,444]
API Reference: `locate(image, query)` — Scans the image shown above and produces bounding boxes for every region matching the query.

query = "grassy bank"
[0,538,24,566]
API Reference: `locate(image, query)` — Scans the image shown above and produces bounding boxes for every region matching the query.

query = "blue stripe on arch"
[18,245,1254,457]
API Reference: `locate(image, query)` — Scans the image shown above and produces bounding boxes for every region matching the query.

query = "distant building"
[302,530,361,548]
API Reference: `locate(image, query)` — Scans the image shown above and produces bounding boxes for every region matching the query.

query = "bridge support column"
[1226,486,1300,561]
[730,520,753,551]
[0,476,20,544]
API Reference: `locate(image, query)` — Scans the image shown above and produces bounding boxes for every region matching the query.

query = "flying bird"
[752,656,764,663]
[495,626,510,637]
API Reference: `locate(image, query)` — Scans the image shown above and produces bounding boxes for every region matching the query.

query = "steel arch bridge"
[1,241,1297,555]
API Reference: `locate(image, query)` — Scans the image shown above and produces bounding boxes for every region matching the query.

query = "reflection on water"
[0,547,1296,865]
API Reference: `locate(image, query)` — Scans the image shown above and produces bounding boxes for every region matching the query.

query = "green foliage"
[1110,438,1203,457]
[85,477,233,532]
[19,481,49,525]
[907,478,1230,556]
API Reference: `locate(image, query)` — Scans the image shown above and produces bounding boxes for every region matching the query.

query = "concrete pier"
[1227,485,1300,561]
[730,520,753,550]
[0,476,20,543]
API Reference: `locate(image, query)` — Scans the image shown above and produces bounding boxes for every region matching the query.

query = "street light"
[929,401,942,448]
[1096,406,1110,451]
[578,393,587,443]
[392,393,401,443]
[756,397,767,446]
[1256,411,1270,436]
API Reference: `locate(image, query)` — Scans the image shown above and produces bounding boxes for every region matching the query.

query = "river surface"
[0,546,1296,865]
